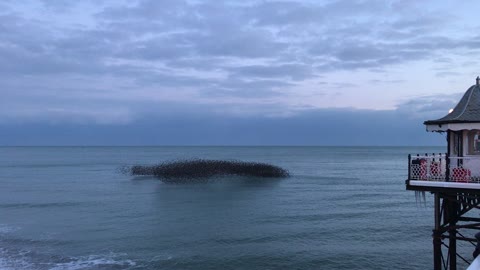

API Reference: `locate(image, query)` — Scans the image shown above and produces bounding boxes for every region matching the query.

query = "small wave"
[0,245,136,270]
[0,225,18,234]
[0,164,84,169]
[49,254,136,270]
[294,175,360,181]
[0,247,34,270]
[149,254,174,262]
[0,202,81,209]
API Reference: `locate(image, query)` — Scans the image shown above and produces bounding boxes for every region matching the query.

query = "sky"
[1,0,479,146]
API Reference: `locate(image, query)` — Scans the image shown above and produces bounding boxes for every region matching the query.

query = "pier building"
[407,77,480,269]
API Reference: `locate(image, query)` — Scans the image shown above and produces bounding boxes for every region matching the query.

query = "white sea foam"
[0,248,34,270]
[0,226,28,270]
[49,254,136,270]
[150,254,173,262]
[0,248,136,270]
[0,225,18,234]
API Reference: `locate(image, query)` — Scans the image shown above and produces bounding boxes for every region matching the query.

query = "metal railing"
[449,157,480,183]
[408,154,480,183]
[408,153,447,181]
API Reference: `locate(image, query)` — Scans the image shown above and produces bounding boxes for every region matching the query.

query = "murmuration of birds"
[125,159,290,181]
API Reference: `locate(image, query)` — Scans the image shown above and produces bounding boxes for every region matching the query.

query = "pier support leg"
[447,196,458,270]
[433,193,443,270]
[449,227,456,270]
[433,230,443,270]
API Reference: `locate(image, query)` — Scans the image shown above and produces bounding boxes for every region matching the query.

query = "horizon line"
[0,145,446,147]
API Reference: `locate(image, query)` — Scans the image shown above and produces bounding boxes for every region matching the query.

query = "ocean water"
[0,146,466,269]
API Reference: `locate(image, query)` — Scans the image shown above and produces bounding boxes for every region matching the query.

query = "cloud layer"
[1,107,445,146]
[0,0,477,145]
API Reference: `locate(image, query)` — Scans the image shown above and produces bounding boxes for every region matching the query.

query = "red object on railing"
[452,168,471,182]
[420,159,427,180]
[430,162,440,176]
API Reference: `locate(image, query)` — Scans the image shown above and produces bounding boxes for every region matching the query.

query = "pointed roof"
[425,78,480,125]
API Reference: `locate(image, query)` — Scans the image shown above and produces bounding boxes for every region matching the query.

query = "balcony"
[406,153,480,191]
[407,153,480,192]
[408,153,480,183]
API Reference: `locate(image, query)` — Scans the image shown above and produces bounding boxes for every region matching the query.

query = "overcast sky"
[1,0,479,145]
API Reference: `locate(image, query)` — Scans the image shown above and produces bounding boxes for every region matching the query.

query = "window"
[452,132,460,155]
[467,130,480,155]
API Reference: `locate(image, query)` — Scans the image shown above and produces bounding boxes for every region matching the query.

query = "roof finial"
[477,76,480,86]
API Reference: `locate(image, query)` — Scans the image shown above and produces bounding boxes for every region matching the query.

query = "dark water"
[0,146,462,269]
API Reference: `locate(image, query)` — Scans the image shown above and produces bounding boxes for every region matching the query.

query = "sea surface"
[0,146,470,269]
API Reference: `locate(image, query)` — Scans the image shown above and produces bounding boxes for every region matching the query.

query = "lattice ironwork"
[449,157,480,183]
[409,154,447,181]
[408,154,480,183]
[430,192,480,270]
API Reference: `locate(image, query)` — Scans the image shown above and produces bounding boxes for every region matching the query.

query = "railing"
[449,157,480,183]
[409,153,447,181]
[408,153,480,183]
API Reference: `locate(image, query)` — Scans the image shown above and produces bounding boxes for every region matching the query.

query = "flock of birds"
[127,159,290,182]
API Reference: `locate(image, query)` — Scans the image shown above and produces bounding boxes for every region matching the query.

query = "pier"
[406,77,480,270]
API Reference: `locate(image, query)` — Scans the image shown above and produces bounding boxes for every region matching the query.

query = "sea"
[0,146,472,269]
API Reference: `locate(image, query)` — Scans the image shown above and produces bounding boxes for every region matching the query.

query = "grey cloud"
[165,57,228,70]
[0,106,445,146]
[246,0,388,27]
[204,88,285,99]
[200,77,295,100]
[0,14,52,54]
[391,16,445,31]
[219,78,293,90]
[117,34,197,60]
[101,1,289,59]
[0,44,105,75]
[246,1,324,26]
[0,103,133,125]
[3,0,471,76]
[325,0,388,15]
[369,79,406,84]
[0,14,110,75]
[336,45,387,62]
[434,57,453,64]
[131,71,218,88]
[435,71,461,77]
[396,93,463,119]
[2,0,480,125]
[229,63,314,81]
[193,30,287,58]
[52,29,129,60]
[99,0,186,22]
[38,0,79,12]
[0,86,135,125]
[327,82,356,89]
[311,35,465,71]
